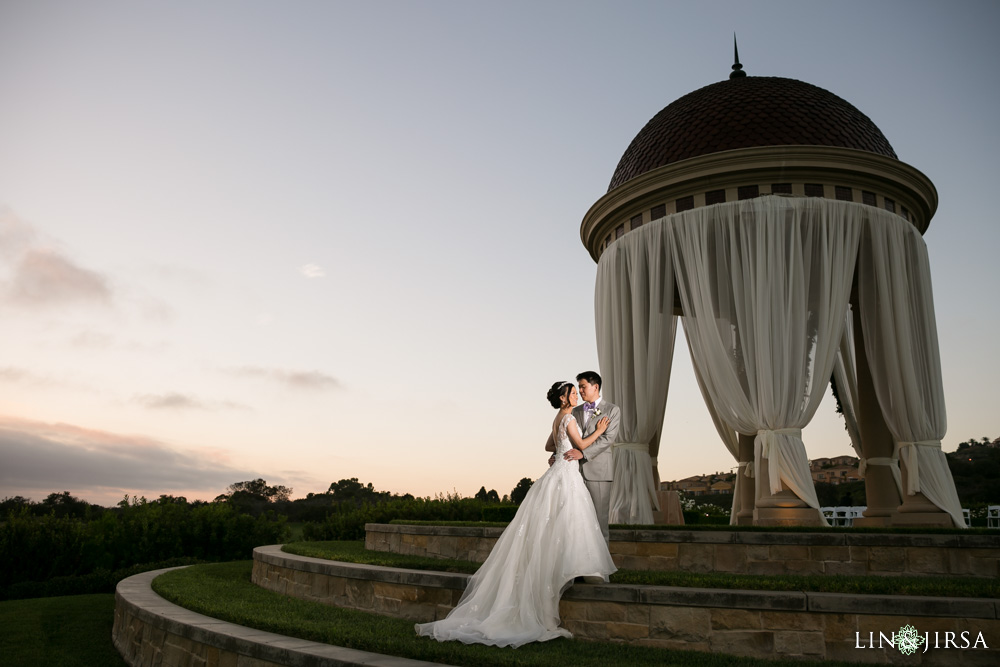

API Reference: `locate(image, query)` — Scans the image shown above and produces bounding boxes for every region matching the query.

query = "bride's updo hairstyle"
[546,381,573,409]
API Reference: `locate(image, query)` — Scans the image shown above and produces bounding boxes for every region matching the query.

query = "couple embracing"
[416,372,620,648]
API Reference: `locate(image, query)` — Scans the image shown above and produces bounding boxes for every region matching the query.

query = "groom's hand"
[548,454,556,467]
[563,449,583,461]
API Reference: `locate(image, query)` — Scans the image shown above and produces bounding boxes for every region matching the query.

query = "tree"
[0,495,31,515]
[475,487,500,503]
[39,491,93,518]
[223,478,292,503]
[510,478,533,505]
[327,478,385,502]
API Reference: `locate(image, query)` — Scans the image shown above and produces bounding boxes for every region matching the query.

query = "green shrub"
[0,498,288,597]
[300,496,496,541]
[480,505,518,522]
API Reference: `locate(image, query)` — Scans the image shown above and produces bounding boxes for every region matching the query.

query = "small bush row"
[300,497,507,541]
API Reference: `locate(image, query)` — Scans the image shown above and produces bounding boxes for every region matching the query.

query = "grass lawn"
[283,540,999,599]
[0,593,127,667]
[153,561,858,667]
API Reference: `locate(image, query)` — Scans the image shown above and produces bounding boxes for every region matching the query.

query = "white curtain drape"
[668,197,864,524]
[593,196,959,529]
[684,326,743,524]
[596,223,678,524]
[856,212,964,528]
[832,309,904,495]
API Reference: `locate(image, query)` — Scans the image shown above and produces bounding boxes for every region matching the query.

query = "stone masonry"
[365,523,1000,577]
[255,545,1000,664]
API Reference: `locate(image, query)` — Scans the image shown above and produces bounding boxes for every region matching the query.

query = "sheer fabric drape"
[668,197,863,522]
[684,327,743,524]
[856,212,964,527]
[596,224,678,524]
[832,309,903,495]
[593,196,957,528]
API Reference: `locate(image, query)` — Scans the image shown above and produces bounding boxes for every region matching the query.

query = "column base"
[651,490,685,525]
[753,506,824,527]
[735,511,754,526]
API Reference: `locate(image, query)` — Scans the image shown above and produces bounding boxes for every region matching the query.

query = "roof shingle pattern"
[608,76,897,192]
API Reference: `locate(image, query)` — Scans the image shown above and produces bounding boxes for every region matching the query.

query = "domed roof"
[608,76,897,192]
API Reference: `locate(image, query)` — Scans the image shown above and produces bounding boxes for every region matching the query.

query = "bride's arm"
[566,417,610,451]
[544,433,555,452]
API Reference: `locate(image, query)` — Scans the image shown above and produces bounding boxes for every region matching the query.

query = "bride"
[415,381,617,648]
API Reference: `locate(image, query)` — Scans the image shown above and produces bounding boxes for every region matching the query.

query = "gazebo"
[585,54,965,529]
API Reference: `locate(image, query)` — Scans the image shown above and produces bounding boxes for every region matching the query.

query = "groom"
[564,371,620,544]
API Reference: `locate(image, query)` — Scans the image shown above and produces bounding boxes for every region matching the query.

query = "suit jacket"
[572,398,620,482]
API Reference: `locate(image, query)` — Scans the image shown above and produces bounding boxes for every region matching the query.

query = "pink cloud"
[6,248,111,306]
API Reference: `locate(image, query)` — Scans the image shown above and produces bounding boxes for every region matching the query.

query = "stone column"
[851,294,951,527]
[850,302,903,527]
[735,433,755,525]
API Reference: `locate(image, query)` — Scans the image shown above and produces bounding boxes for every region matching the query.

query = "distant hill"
[665,442,1000,507]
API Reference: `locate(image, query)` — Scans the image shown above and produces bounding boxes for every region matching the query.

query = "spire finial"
[730,33,746,79]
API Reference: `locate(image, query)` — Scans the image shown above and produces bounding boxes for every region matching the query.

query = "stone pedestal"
[753,455,823,527]
[892,459,954,527]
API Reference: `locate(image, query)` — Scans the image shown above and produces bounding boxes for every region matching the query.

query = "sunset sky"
[2,0,998,506]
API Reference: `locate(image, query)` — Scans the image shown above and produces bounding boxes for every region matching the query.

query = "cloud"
[225,366,341,391]
[0,416,266,503]
[0,367,29,382]
[0,206,37,259]
[0,366,55,386]
[299,264,325,278]
[5,247,112,307]
[0,207,117,310]
[70,331,168,354]
[132,392,249,411]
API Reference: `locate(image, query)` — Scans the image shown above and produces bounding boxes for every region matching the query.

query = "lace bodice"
[554,413,579,463]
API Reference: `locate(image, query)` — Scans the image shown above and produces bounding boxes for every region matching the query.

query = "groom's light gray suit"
[573,398,620,544]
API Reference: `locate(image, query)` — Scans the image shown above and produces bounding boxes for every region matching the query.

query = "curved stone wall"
[112,567,446,667]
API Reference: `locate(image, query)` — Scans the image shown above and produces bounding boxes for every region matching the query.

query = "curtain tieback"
[894,440,942,494]
[895,440,941,451]
[755,429,802,494]
[858,456,896,478]
[739,461,754,478]
[756,428,803,457]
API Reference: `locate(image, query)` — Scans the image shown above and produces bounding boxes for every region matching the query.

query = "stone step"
[253,545,1000,663]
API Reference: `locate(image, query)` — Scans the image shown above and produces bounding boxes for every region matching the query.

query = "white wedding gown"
[415,413,616,647]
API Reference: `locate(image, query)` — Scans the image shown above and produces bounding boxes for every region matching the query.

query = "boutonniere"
[593,408,602,417]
